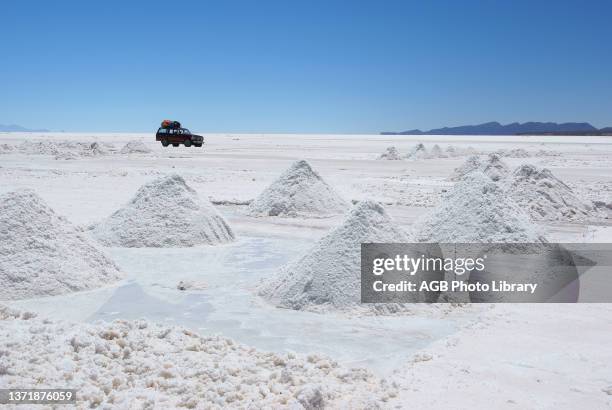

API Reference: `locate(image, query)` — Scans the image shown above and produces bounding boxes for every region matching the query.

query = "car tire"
[194,143,202,147]
[161,140,169,147]
[184,140,192,147]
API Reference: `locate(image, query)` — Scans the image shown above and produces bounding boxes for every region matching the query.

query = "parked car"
[156,120,204,147]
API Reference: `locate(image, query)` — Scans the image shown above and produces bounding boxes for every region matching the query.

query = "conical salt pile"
[446,145,476,157]
[247,160,348,217]
[415,171,545,243]
[482,153,510,181]
[120,140,152,154]
[445,145,458,156]
[450,155,482,181]
[89,174,234,247]
[377,146,402,160]
[0,189,123,300]
[405,143,427,160]
[508,164,594,221]
[427,144,447,158]
[86,142,108,156]
[258,200,411,311]
[450,153,510,182]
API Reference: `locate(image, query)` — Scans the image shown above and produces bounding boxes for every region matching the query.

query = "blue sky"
[1,0,611,133]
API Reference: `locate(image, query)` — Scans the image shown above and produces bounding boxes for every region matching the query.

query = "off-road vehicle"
[156,120,204,147]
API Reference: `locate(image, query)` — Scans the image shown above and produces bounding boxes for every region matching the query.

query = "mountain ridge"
[0,124,50,132]
[382,121,611,135]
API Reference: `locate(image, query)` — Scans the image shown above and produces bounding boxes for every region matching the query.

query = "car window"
[158,128,167,134]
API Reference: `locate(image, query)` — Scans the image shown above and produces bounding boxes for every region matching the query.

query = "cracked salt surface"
[12,235,457,376]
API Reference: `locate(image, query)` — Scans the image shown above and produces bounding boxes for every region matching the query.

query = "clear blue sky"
[1,0,611,133]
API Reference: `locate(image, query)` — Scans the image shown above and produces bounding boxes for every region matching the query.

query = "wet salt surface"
[12,235,457,375]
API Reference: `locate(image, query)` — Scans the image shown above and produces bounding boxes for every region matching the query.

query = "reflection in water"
[88,282,213,324]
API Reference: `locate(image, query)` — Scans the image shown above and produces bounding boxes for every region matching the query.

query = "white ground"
[1,132,612,408]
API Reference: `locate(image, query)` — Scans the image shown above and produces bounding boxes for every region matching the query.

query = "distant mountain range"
[0,124,50,132]
[381,121,612,136]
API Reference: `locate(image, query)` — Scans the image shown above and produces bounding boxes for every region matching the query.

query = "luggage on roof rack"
[161,120,181,129]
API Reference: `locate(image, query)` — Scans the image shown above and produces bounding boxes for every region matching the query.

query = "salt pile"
[415,171,545,243]
[247,160,348,217]
[445,146,458,156]
[405,143,428,160]
[89,174,234,247]
[446,145,477,157]
[120,140,152,154]
[259,200,411,312]
[84,141,108,156]
[18,140,62,155]
[0,189,122,300]
[0,308,389,408]
[53,142,108,160]
[496,148,531,158]
[379,144,447,160]
[17,140,111,158]
[0,143,14,153]
[377,146,402,160]
[508,164,594,221]
[427,144,448,158]
[449,155,482,181]
[481,153,510,181]
[450,153,510,182]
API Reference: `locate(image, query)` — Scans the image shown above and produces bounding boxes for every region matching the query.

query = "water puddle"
[11,235,457,375]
